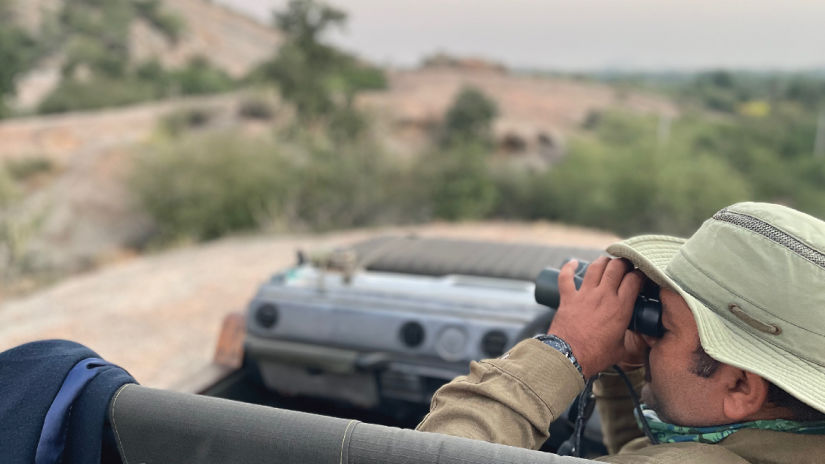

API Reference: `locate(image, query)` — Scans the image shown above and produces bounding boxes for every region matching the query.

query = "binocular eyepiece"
[534,259,664,338]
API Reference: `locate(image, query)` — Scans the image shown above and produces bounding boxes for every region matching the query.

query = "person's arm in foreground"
[417,257,645,450]
[416,337,585,449]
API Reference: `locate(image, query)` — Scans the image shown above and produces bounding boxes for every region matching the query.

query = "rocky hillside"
[11,0,282,108]
[0,64,678,292]
[363,66,677,161]
[0,92,281,292]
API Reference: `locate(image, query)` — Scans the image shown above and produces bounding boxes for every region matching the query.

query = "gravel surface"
[0,222,618,389]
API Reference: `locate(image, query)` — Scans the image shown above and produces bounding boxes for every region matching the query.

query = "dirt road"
[0,222,618,389]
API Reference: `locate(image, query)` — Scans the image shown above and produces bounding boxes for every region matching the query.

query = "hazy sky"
[216,0,825,71]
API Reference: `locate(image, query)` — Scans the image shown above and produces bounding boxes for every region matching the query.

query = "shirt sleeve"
[416,338,585,450]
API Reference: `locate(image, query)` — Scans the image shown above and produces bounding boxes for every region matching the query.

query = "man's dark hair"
[691,343,825,422]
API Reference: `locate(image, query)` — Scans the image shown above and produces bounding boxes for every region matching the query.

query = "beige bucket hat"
[607,202,825,413]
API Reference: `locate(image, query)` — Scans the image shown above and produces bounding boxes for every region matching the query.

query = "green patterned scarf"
[635,406,825,444]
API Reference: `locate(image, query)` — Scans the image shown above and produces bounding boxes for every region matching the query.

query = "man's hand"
[547,257,645,378]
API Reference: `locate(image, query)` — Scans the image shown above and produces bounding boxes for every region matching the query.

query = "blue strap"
[35,357,115,464]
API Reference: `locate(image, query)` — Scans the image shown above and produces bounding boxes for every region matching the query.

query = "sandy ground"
[0,222,618,389]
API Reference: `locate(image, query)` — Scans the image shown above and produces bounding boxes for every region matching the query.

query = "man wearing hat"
[417,202,825,462]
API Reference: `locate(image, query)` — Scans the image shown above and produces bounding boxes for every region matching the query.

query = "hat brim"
[608,235,825,414]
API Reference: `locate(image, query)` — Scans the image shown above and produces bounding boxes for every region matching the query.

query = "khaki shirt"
[416,339,825,463]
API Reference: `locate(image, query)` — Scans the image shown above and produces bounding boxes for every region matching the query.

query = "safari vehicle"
[124,235,613,462]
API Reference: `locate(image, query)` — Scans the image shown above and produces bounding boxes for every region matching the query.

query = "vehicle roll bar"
[110,384,596,464]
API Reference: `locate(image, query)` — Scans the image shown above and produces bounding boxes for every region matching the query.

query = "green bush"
[56,0,181,79]
[168,56,235,96]
[4,157,53,181]
[131,128,505,244]
[0,166,17,208]
[326,105,369,142]
[540,110,773,235]
[133,0,184,42]
[414,143,498,220]
[441,86,499,148]
[38,77,159,114]
[238,99,275,120]
[158,107,214,136]
[39,57,236,114]
[654,152,752,234]
[130,129,415,242]
[0,0,39,118]
[130,133,293,242]
[489,163,555,220]
[676,108,825,219]
[286,140,403,229]
[544,136,751,236]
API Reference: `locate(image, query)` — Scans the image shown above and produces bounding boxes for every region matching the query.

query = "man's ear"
[720,367,769,422]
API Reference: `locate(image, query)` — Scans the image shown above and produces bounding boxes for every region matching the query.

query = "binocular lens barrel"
[534,263,664,338]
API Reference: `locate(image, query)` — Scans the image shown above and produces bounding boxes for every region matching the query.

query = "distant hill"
[359,66,677,162]
[12,0,282,109]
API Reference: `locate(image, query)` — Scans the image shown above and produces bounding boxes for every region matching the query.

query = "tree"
[441,86,499,148]
[253,0,386,124]
[256,0,347,120]
[0,0,37,117]
[274,0,346,49]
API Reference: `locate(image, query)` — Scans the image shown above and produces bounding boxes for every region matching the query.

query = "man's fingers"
[582,256,609,288]
[600,258,634,291]
[621,330,650,368]
[558,259,579,296]
[617,269,645,303]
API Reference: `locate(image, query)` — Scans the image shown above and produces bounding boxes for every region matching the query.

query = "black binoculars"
[534,259,664,338]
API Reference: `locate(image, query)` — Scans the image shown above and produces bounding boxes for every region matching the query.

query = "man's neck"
[740,405,796,423]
